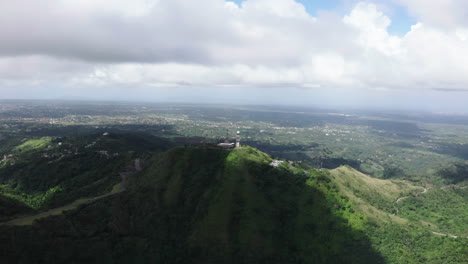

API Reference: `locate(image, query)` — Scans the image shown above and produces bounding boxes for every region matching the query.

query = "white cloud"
[240,0,311,19]
[400,23,468,89]
[343,2,401,56]
[394,0,468,29]
[58,0,159,17]
[1,0,468,104]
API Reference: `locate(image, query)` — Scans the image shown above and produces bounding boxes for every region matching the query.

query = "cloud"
[0,0,236,63]
[393,0,468,29]
[0,0,326,65]
[1,0,468,104]
[344,2,401,56]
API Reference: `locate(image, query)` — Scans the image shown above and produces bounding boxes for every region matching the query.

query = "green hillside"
[0,133,174,215]
[397,187,468,236]
[13,137,52,153]
[0,145,466,263]
[329,166,467,263]
[329,165,467,236]
[125,146,383,263]
[0,146,384,263]
[329,166,424,222]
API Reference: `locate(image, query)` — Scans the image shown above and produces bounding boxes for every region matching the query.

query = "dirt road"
[0,159,140,226]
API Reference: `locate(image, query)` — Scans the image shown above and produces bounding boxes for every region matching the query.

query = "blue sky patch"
[227,0,416,36]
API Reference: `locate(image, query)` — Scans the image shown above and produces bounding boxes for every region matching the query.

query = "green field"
[13,137,51,152]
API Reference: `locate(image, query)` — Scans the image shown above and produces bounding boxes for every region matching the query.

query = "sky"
[1,0,468,112]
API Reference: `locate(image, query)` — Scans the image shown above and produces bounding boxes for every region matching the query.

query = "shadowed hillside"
[0,146,385,264]
[0,194,34,222]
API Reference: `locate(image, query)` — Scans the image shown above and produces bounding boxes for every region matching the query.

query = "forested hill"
[0,145,466,263]
[0,146,384,263]
[0,133,175,221]
[124,146,385,263]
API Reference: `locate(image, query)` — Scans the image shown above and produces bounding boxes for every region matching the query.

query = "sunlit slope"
[329,166,467,263]
[398,187,468,236]
[329,166,424,223]
[13,137,51,153]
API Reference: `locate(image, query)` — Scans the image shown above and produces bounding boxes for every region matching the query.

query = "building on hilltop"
[217,142,235,149]
[270,160,284,167]
[216,129,241,149]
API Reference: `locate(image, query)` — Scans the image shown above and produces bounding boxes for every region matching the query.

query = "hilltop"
[123,146,385,263]
[0,145,384,263]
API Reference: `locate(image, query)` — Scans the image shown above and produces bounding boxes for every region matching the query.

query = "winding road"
[0,159,141,226]
[393,187,467,239]
[431,232,461,239]
[396,188,428,203]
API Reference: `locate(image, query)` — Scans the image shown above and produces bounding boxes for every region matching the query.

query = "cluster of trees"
[436,162,468,184]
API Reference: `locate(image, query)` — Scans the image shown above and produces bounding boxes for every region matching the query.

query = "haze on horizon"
[1,0,468,113]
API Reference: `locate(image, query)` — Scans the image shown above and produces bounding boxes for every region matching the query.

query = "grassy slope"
[13,137,52,153]
[329,166,468,263]
[329,166,424,222]
[329,166,467,235]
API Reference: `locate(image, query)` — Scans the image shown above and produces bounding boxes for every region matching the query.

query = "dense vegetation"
[0,133,174,218]
[397,187,468,236]
[435,162,468,184]
[0,146,385,263]
[0,144,466,263]
[124,146,384,263]
[0,194,34,222]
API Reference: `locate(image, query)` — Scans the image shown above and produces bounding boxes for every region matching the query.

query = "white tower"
[236,131,241,148]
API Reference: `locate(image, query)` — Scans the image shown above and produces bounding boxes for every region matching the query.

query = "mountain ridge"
[0,143,466,263]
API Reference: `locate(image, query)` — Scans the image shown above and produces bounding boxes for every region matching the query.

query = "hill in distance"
[0,133,175,221]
